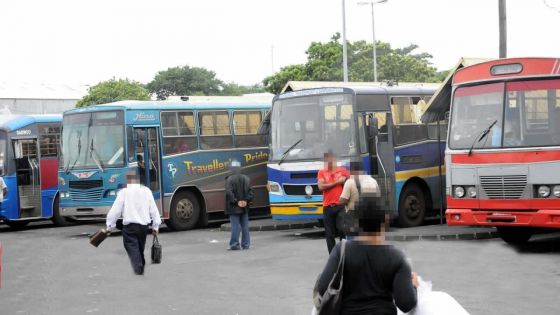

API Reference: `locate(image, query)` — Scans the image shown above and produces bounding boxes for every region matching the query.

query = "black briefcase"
[151,235,162,264]
[89,229,108,247]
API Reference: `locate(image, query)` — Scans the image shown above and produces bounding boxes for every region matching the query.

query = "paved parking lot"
[0,221,559,315]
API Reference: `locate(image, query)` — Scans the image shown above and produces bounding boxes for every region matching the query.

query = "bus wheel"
[398,183,426,227]
[52,196,72,227]
[497,227,533,244]
[168,191,200,231]
[6,220,29,229]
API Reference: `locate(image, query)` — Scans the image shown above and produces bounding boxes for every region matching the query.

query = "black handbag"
[317,239,347,315]
[151,235,162,264]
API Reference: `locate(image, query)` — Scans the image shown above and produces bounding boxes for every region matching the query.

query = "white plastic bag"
[398,276,469,315]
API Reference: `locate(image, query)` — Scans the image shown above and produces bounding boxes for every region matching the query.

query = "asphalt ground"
[0,220,559,315]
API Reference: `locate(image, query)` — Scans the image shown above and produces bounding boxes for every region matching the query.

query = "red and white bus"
[445,57,560,244]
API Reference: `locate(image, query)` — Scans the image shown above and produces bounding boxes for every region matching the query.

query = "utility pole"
[358,0,387,82]
[499,0,507,58]
[342,0,349,82]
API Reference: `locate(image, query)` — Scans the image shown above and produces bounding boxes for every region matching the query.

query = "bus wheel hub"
[404,196,421,218]
[177,199,194,220]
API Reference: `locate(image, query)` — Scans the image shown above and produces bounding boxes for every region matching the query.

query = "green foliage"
[263,34,442,94]
[220,83,265,96]
[76,79,150,107]
[147,66,224,100]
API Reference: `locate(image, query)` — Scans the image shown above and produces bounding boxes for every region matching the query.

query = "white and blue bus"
[0,115,66,228]
[267,86,447,227]
[58,99,270,230]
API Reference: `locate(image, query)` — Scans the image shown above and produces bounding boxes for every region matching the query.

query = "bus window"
[233,111,265,147]
[127,126,135,162]
[161,111,197,155]
[39,123,60,158]
[199,111,233,150]
[391,96,428,145]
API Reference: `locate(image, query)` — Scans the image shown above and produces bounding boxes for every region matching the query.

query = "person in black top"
[316,191,418,315]
[225,160,254,250]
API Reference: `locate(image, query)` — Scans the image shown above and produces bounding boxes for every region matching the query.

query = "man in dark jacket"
[225,161,254,250]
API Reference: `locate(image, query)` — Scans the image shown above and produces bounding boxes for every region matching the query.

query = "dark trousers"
[323,204,346,253]
[122,223,149,274]
[229,211,250,249]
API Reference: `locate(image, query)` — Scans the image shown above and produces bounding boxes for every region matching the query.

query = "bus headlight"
[454,186,465,198]
[268,182,282,195]
[60,192,70,198]
[467,186,477,198]
[553,185,560,198]
[305,185,314,196]
[106,190,119,197]
[538,185,551,198]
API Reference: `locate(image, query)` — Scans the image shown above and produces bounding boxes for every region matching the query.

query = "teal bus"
[58,99,270,230]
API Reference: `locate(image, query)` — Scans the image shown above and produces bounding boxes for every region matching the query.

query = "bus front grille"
[70,188,104,202]
[69,180,103,189]
[479,175,527,199]
[283,184,321,196]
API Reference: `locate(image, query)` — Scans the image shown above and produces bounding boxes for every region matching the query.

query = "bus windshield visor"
[61,111,125,171]
[450,80,560,149]
[0,132,5,175]
[271,93,357,161]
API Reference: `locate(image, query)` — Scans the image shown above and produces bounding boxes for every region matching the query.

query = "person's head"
[324,150,336,170]
[346,195,390,239]
[137,154,144,165]
[126,170,140,185]
[349,159,364,175]
[230,160,241,175]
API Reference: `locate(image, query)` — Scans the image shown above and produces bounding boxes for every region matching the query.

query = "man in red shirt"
[317,151,350,253]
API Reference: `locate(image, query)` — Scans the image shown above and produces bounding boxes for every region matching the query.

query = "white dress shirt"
[106,184,162,231]
[0,176,6,202]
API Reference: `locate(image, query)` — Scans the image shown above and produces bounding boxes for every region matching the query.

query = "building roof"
[281,81,440,93]
[0,82,88,100]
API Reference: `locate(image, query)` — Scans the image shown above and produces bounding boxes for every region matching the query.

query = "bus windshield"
[271,93,356,161]
[450,80,560,149]
[0,132,5,175]
[61,111,125,171]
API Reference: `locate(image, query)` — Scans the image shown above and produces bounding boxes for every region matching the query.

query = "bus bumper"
[446,209,560,228]
[60,205,112,220]
[270,203,324,221]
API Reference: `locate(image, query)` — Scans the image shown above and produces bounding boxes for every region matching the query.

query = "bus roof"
[275,85,437,101]
[64,100,271,115]
[0,114,61,132]
[453,57,560,86]
[281,80,439,93]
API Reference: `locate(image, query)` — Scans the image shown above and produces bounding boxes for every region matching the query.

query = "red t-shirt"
[317,167,350,206]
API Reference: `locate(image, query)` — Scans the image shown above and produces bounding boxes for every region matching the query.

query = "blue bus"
[267,86,447,227]
[58,99,270,230]
[0,115,67,228]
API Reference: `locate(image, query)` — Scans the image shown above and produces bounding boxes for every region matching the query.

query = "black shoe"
[228,246,241,251]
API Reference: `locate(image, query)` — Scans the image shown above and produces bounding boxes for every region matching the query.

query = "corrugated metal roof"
[420,58,491,123]
[281,81,440,93]
[0,82,88,100]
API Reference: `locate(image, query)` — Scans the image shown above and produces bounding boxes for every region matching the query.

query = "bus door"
[363,112,396,213]
[133,127,163,214]
[12,138,42,218]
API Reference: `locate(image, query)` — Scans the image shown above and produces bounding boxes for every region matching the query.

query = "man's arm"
[225,177,237,205]
[148,192,162,232]
[106,191,124,231]
[339,180,352,206]
[245,176,254,203]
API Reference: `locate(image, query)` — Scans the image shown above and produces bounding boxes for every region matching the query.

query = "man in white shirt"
[0,176,7,203]
[339,161,380,212]
[106,170,162,275]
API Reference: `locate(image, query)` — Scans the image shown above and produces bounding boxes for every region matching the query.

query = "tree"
[76,79,150,107]
[147,65,224,100]
[263,34,441,94]
[220,83,266,96]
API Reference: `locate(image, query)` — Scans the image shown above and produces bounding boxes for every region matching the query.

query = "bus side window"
[161,111,198,155]
[127,126,135,162]
[233,110,265,148]
[199,111,233,150]
[39,123,60,158]
[391,96,428,145]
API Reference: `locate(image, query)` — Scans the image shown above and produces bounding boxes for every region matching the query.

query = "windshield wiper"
[278,139,303,165]
[65,130,82,174]
[468,120,497,156]
[89,138,104,172]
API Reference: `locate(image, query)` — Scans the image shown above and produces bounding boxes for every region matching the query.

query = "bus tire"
[168,191,200,231]
[398,183,426,227]
[6,220,29,229]
[52,196,72,227]
[497,227,532,244]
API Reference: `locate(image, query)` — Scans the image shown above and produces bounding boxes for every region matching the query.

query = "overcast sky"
[1,0,559,86]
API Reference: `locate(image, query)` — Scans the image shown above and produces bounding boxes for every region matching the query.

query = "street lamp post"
[358,0,387,82]
[342,0,349,82]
